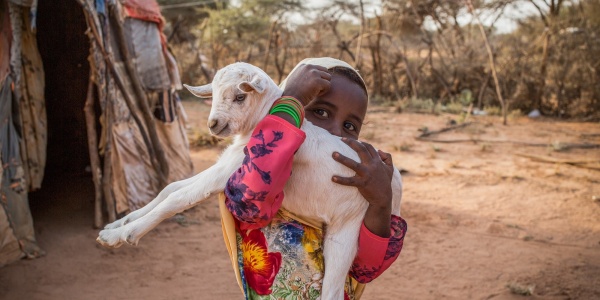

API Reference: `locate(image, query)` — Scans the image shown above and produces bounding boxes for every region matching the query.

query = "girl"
[219,58,407,299]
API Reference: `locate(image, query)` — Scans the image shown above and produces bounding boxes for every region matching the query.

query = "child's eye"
[314,109,329,118]
[344,122,357,132]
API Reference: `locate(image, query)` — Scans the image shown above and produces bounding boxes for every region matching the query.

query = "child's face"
[304,74,367,140]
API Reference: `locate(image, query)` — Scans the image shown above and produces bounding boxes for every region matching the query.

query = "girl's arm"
[225,65,331,230]
[331,138,407,282]
[332,138,396,237]
[224,115,305,230]
[349,215,407,283]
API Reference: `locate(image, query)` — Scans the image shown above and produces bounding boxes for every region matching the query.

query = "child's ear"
[238,76,265,94]
[183,83,212,98]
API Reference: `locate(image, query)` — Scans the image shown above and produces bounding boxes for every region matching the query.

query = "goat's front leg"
[320,218,363,299]
[97,149,244,248]
[104,173,204,230]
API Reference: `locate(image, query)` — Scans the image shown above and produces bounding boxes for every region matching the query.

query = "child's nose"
[326,125,343,137]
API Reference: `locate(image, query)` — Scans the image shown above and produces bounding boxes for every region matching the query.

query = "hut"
[0,0,193,266]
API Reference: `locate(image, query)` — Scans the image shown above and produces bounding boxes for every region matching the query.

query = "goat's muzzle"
[208,118,230,137]
[208,119,218,130]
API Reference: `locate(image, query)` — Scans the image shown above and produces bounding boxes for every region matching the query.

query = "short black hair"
[328,66,368,97]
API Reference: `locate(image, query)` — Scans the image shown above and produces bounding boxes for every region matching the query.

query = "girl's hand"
[332,138,394,237]
[282,64,332,106]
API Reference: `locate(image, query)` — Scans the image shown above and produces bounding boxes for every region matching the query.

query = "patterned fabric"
[350,218,407,283]
[224,115,407,299]
[225,115,305,230]
[234,211,360,300]
[15,6,46,191]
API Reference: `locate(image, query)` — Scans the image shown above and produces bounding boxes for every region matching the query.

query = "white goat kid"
[97,62,402,299]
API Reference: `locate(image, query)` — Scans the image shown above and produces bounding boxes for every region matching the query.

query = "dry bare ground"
[1,100,599,300]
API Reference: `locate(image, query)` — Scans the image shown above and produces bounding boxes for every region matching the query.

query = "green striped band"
[270,104,302,128]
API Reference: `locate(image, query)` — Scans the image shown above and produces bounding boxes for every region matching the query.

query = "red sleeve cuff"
[264,114,306,141]
[356,222,390,265]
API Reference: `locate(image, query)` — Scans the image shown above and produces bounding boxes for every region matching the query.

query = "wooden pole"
[85,78,104,228]
[81,4,168,188]
[79,2,119,222]
[108,4,169,187]
[102,83,116,223]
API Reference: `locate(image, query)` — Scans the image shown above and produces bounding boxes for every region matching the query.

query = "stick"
[416,137,600,150]
[85,78,104,228]
[516,153,600,164]
[102,79,117,223]
[108,4,169,187]
[516,153,600,171]
[78,2,117,223]
[417,122,473,138]
[466,0,507,125]
[81,3,169,189]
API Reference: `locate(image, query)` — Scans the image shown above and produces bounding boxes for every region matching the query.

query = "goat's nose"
[208,119,218,130]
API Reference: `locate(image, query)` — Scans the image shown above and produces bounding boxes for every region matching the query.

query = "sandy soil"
[1,101,599,300]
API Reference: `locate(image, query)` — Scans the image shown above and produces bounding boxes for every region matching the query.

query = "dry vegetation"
[162,0,600,120]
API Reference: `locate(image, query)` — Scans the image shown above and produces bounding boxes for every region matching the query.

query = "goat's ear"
[183,83,212,98]
[238,76,265,94]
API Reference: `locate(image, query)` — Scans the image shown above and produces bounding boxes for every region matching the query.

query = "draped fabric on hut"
[0,0,193,267]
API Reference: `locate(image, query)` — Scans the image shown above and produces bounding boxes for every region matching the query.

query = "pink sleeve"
[224,115,306,230]
[349,215,407,283]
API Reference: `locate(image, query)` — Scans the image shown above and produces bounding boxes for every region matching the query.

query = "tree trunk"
[536,30,551,110]
[355,0,365,68]
[263,20,278,72]
[466,0,507,125]
[477,71,491,109]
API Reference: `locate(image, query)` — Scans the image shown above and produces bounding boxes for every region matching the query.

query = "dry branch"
[417,122,473,138]
[415,137,600,151]
[102,93,116,223]
[80,2,118,222]
[515,153,599,164]
[85,78,104,228]
[108,4,169,187]
[516,153,600,171]
[466,0,507,125]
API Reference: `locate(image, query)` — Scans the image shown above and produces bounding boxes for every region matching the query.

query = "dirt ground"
[1,100,599,300]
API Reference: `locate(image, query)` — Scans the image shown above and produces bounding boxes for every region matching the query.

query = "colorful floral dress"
[221,115,407,299]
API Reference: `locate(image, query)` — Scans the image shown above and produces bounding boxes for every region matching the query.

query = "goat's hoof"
[126,234,138,246]
[96,236,122,249]
[104,217,131,230]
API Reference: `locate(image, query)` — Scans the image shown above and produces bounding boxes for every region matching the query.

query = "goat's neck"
[236,87,283,139]
[258,88,284,120]
[232,133,252,148]
[247,88,284,135]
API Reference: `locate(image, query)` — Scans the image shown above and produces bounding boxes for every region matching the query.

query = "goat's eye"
[234,94,246,102]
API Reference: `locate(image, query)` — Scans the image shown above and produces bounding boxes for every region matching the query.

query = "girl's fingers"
[332,175,360,187]
[341,138,372,162]
[362,142,380,161]
[313,66,332,80]
[379,150,394,166]
[315,78,331,96]
[332,151,363,173]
